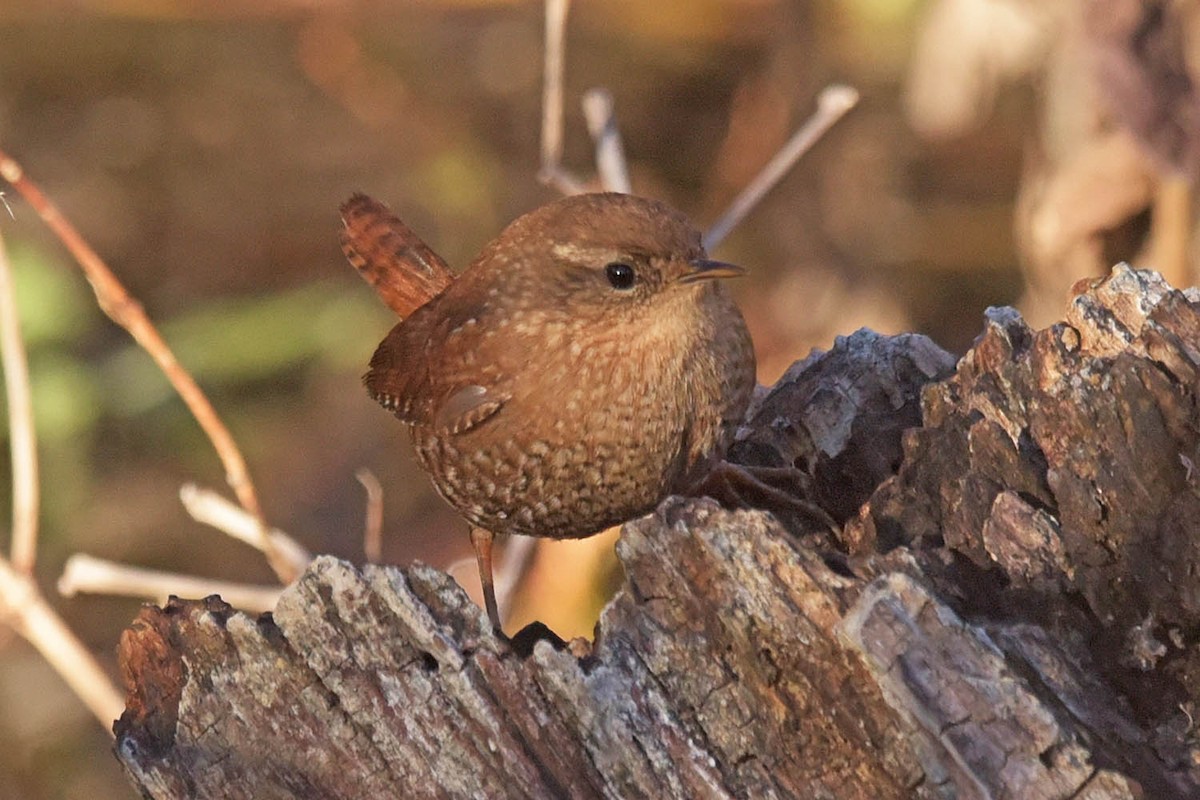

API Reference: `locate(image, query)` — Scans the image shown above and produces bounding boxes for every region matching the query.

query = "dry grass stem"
[58,554,282,613]
[539,0,567,171]
[179,483,311,572]
[494,534,538,621]
[356,468,384,563]
[539,0,569,174]
[0,222,122,732]
[0,229,38,574]
[582,88,632,194]
[704,84,859,251]
[0,149,298,583]
[538,0,586,194]
[0,556,124,728]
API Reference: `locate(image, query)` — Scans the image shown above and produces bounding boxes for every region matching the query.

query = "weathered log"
[116,265,1200,798]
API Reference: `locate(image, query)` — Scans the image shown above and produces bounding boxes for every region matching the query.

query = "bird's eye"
[604,262,636,290]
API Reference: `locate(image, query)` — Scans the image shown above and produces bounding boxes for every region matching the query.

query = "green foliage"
[7,241,97,346]
[102,282,393,415]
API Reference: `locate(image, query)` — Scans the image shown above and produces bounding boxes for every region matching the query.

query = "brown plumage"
[341,192,756,630]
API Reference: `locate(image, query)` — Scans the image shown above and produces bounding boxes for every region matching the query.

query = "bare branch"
[0,229,39,574]
[356,468,384,564]
[179,484,310,573]
[582,88,632,194]
[58,554,281,613]
[704,84,859,251]
[0,150,298,584]
[0,211,120,733]
[539,0,570,175]
[538,0,587,195]
[0,556,123,729]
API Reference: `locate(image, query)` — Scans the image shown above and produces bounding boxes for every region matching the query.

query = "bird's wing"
[364,287,510,434]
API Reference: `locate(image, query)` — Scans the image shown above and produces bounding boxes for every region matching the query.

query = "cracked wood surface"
[118,265,1200,798]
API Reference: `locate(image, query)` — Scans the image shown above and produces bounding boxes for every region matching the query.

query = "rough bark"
[116,265,1200,799]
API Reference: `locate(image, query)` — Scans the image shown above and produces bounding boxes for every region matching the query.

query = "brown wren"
[341,192,756,631]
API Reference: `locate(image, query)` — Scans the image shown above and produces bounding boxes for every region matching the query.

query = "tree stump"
[115,265,1200,799]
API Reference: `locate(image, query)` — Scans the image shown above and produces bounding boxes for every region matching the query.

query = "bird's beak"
[677,258,746,284]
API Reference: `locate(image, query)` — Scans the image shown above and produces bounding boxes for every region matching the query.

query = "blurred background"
[1,0,1196,796]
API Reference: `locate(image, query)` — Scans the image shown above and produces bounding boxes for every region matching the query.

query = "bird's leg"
[469,526,503,632]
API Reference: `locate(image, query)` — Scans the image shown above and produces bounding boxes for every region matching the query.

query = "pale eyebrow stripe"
[551,242,618,263]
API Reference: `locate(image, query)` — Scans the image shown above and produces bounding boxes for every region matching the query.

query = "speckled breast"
[413,422,673,539]
[412,289,754,539]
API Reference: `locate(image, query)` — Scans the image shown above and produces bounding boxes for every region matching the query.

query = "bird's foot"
[687,461,838,534]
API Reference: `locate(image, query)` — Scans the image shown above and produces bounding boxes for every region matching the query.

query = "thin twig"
[0,150,298,583]
[58,554,282,613]
[0,555,124,729]
[539,0,567,174]
[538,0,586,194]
[539,0,569,177]
[179,484,310,572]
[0,229,39,574]
[0,212,121,732]
[582,88,632,194]
[356,468,384,563]
[704,84,859,251]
